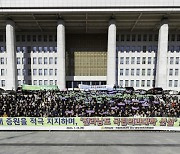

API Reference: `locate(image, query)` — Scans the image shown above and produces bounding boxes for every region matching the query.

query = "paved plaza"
[0,131,179,154]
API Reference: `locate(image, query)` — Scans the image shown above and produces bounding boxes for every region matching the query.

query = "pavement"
[0,131,179,154]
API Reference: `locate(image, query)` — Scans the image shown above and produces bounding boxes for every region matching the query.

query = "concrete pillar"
[155,19,168,89]
[107,19,116,86]
[6,20,17,90]
[57,19,66,90]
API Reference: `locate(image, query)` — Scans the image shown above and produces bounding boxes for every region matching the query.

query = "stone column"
[6,20,17,90]
[57,19,66,90]
[107,19,116,86]
[155,19,168,89]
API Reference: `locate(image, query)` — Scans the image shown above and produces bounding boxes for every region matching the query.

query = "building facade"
[0,0,180,90]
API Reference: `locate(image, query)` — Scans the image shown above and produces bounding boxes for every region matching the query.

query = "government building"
[0,0,180,90]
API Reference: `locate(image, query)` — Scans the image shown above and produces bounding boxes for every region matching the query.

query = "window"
[0,35,3,42]
[130,80,134,87]
[49,47,54,53]
[148,46,152,52]
[33,57,37,64]
[136,80,140,87]
[22,58,26,64]
[147,69,151,76]
[141,80,145,87]
[1,69,5,76]
[44,35,47,42]
[33,35,36,42]
[21,35,25,42]
[137,46,141,52]
[136,69,140,76]
[170,57,174,64]
[177,34,180,41]
[28,58,31,65]
[148,57,151,64]
[126,57,129,64]
[39,80,42,85]
[54,35,57,42]
[17,69,21,76]
[44,80,48,85]
[33,47,37,53]
[131,57,135,64]
[175,57,179,64]
[1,80,5,87]
[174,80,178,87]
[16,46,21,53]
[143,46,146,52]
[131,69,134,76]
[38,35,42,42]
[27,35,31,42]
[54,47,57,53]
[120,57,124,64]
[44,69,48,76]
[0,46,5,53]
[38,47,43,52]
[119,80,123,87]
[22,69,26,76]
[154,34,158,41]
[137,57,140,64]
[120,69,123,76]
[131,46,135,52]
[22,47,26,53]
[169,69,173,76]
[38,57,42,64]
[152,80,155,87]
[125,80,129,87]
[142,57,146,64]
[39,69,42,76]
[143,34,147,41]
[55,69,57,76]
[153,57,157,64]
[138,35,141,41]
[54,57,57,64]
[171,34,175,42]
[142,69,145,76]
[126,35,130,41]
[125,69,129,76]
[28,69,31,76]
[16,35,20,42]
[44,57,48,64]
[50,80,53,85]
[147,80,150,87]
[55,80,57,85]
[116,34,119,41]
[44,47,48,53]
[121,35,125,41]
[149,34,153,41]
[132,34,136,41]
[49,69,53,76]
[33,80,37,85]
[17,57,20,64]
[169,80,173,87]
[33,69,37,76]
[49,35,53,42]
[175,69,179,76]
[49,57,53,64]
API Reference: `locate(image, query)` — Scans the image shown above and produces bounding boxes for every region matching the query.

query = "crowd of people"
[0,90,179,117]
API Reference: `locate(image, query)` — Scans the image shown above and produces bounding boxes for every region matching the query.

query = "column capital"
[6,20,15,26]
[109,19,116,25]
[161,17,168,25]
[57,19,65,25]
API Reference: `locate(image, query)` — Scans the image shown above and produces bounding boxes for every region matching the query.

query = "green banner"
[0,117,179,127]
[22,85,58,91]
